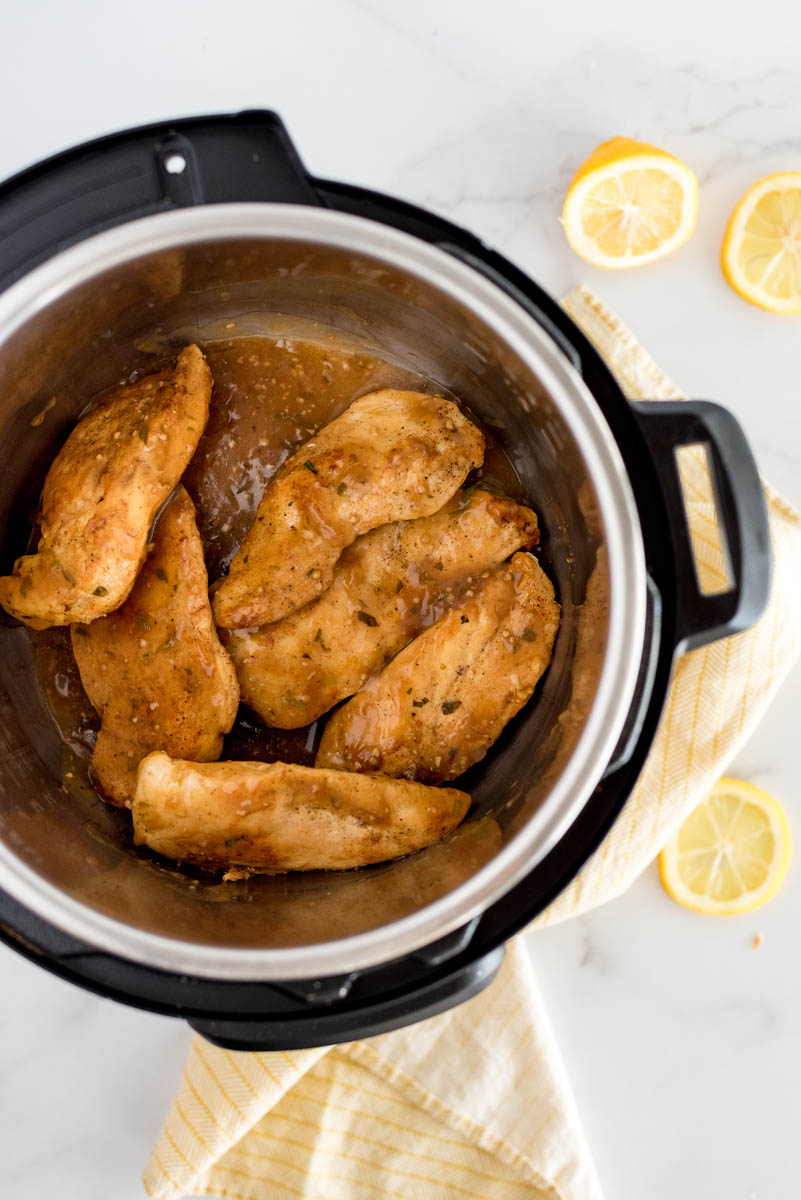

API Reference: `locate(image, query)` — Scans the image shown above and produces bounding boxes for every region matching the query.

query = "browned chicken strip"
[225,490,539,728]
[316,552,560,782]
[212,389,485,629]
[132,752,470,873]
[71,487,239,806]
[0,345,211,629]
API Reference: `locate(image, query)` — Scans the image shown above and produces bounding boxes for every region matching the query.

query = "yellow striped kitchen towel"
[144,287,801,1200]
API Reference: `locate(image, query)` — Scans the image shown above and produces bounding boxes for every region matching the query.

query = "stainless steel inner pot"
[0,205,645,979]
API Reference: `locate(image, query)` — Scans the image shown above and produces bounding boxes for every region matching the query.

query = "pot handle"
[0,110,321,291]
[632,400,771,653]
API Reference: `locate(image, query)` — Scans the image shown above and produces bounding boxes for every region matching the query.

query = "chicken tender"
[225,490,539,728]
[212,389,485,628]
[316,552,560,781]
[0,345,211,629]
[132,752,470,873]
[71,487,239,806]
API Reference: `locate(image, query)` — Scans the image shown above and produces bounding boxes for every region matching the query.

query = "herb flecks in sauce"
[28,334,524,805]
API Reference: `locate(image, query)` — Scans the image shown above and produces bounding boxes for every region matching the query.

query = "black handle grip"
[0,110,321,292]
[633,400,771,653]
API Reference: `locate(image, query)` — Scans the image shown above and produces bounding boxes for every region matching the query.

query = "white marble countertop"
[2,2,800,1197]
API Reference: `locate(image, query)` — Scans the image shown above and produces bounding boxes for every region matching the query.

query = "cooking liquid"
[30,336,524,803]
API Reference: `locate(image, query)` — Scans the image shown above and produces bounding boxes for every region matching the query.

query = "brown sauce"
[29,336,525,802]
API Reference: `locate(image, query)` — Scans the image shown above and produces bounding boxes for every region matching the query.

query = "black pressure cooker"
[0,112,769,1048]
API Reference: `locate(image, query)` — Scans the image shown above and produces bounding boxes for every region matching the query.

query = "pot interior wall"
[0,237,608,950]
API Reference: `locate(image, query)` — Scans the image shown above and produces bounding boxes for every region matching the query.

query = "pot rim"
[0,203,646,979]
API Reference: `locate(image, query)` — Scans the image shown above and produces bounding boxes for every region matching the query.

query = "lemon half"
[660,778,791,915]
[562,136,698,268]
[721,172,801,313]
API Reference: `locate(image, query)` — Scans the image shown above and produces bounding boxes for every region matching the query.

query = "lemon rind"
[563,153,699,269]
[721,172,801,314]
[659,778,792,916]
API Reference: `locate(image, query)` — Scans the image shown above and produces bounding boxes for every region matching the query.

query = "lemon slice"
[562,136,698,268]
[721,172,801,313]
[660,778,791,915]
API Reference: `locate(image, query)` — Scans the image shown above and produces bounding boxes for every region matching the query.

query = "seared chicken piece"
[225,490,539,728]
[316,552,560,782]
[71,487,239,806]
[132,752,470,873]
[212,389,485,629]
[0,345,211,629]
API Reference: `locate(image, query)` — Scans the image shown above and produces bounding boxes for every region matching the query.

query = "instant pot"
[0,112,770,1049]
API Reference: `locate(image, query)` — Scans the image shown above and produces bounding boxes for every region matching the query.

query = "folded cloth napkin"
[143,287,801,1200]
